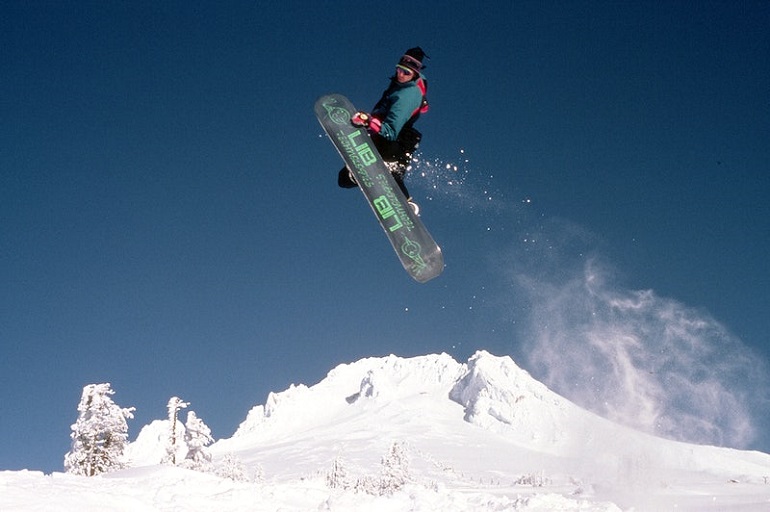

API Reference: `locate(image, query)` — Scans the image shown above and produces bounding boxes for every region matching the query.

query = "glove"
[368,117,382,134]
[351,112,370,127]
[351,112,382,134]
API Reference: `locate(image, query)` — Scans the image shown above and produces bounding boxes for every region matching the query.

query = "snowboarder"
[338,47,429,214]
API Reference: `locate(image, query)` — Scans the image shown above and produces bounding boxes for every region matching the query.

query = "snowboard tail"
[315,93,444,283]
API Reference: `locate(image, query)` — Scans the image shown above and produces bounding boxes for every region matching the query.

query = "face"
[396,66,415,83]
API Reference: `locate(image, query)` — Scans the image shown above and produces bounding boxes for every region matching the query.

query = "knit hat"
[398,47,428,75]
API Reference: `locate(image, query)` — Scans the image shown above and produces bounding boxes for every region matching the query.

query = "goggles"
[396,65,415,76]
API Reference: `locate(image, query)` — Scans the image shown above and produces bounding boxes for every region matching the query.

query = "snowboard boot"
[337,167,358,188]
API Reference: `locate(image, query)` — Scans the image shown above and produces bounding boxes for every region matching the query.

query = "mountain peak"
[450,350,574,450]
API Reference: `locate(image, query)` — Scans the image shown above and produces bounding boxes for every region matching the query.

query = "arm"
[372,86,423,141]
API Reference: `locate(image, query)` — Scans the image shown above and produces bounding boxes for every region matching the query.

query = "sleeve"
[375,86,423,141]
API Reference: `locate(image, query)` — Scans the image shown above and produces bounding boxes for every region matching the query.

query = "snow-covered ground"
[3,351,770,511]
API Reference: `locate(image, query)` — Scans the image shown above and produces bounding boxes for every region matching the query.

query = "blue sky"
[2,1,769,473]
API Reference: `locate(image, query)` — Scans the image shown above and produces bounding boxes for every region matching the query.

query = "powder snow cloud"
[508,217,769,449]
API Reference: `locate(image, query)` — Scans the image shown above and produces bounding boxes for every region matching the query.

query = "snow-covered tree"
[64,383,135,476]
[182,410,213,469]
[162,396,189,465]
[326,456,352,489]
[379,441,410,494]
[350,442,412,495]
[215,453,250,482]
[353,475,380,495]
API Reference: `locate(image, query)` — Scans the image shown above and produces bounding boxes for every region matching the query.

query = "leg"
[389,164,410,199]
[388,163,420,215]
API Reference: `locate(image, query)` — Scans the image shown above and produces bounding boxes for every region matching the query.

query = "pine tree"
[215,453,250,482]
[326,456,352,489]
[162,396,189,465]
[182,410,213,469]
[64,383,135,476]
[379,441,410,494]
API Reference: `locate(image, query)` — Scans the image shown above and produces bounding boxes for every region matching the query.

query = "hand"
[351,112,382,134]
[351,112,370,127]
[368,117,382,134]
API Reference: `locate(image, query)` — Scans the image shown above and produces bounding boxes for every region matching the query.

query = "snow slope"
[2,351,770,511]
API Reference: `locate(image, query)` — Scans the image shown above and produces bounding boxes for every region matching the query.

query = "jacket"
[370,77,425,142]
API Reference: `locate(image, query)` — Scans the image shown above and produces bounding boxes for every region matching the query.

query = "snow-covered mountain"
[3,351,770,511]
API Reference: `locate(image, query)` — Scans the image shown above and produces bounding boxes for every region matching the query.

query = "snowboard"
[315,93,444,283]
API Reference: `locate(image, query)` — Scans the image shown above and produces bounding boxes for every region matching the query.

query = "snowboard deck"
[315,93,444,283]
